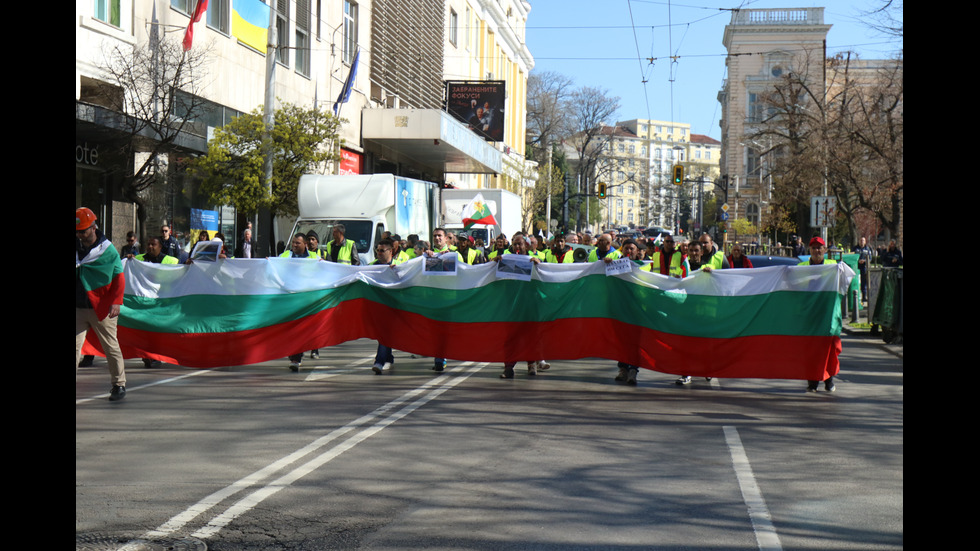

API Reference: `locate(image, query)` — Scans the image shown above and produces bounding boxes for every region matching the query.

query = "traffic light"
[597,182,606,198]
[672,165,684,186]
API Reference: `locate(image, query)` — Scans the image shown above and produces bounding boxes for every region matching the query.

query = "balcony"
[729,8,824,26]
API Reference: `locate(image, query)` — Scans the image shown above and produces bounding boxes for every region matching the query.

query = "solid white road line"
[724,425,783,551]
[75,368,217,405]
[134,362,486,542]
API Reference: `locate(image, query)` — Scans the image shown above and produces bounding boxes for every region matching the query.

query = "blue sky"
[523,0,903,140]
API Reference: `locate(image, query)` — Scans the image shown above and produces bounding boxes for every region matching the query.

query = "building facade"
[608,119,721,234]
[76,0,526,252]
[717,7,831,232]
[442,0,535,197]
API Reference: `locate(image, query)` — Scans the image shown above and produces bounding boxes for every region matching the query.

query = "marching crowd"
[79,204,886,401]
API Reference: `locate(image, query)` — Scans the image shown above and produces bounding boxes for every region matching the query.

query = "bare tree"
[860,0,903,41]
[745,49,903,246]
[96,34,212,244]
[526,70,575,163]
[566,86,621,197]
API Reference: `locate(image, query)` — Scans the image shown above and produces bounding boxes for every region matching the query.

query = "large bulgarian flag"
[77,240,125,321]
[461,193,498,229]
[99,258,853,381]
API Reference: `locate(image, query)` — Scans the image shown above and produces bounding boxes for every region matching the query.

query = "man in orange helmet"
[76,207,127,401]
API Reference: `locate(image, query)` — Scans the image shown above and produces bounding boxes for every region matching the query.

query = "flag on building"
[232,0,270,52]
[182,0,210,51]
[461,193,498,229]
[334,47,360,116]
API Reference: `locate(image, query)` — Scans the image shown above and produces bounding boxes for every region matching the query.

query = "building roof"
[690,134,721,145]
[598,125,639,138]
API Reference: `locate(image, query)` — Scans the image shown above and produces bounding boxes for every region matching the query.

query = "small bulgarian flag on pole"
[461,193,498,230]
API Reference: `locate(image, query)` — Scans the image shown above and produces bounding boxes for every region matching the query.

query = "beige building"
[442,0,535,196]
[613,119,721,233]
[717,7,831,230]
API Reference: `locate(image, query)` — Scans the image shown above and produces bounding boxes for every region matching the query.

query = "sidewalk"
[842,308,903,359]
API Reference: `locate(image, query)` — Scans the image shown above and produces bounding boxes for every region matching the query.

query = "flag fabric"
[101,258,852,382]
[232,0,270,52]
[76,240,125,321]
[461,193,498,230]
[182,0,210,51]
[334,48,360,116]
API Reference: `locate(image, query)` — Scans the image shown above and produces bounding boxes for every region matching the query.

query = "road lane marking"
[305,356,373,381]
[135,362,487,542]
[75,368,217,405]
[724,426,782,551]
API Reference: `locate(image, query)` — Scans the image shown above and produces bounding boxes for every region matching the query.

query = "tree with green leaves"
[191,103,344,225]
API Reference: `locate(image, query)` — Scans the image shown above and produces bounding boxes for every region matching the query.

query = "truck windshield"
[294,220,374,257]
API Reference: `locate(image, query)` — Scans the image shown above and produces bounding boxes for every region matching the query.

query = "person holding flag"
[76,208,127,401]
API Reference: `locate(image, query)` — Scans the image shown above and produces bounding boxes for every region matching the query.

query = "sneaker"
[108,385,126,401]
[78,355,94,368]
[289,361,301,372]
[675,376,692,385]
[824,381,836,392]
[615,367,628,382]
[372,363,383,375]
[527,362,537,376]
[626,368,638,386]
[433,361,445,372]
[311,350,319,359]
[806,384,818,392]
[500,368,515,379]
[537,361,551,371]
[382,362,393,373]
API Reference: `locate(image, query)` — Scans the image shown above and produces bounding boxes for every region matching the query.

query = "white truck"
[290,174,440,265]
[440,188,521,246]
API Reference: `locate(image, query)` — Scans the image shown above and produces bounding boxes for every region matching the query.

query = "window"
[628,144,635,154]
[295,0,310,76]
[746,148,761,176]
[627,185,635,194]
[95,0,121,26]
[171,0,191,14]
[465,7,471,50]
[207,0,229,34]
[706,150,712,160]
[628,199,634,209]
[343,1,358,65]
[746,203,760,226]
[276,0,289,66]
[449,9,458,46]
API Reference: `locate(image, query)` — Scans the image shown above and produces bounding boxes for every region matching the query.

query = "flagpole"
[260,2,278,256]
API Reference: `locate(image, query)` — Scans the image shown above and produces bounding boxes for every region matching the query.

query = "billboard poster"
[339,148,362,175]
[190,208,219,241]
[445,81,505,142]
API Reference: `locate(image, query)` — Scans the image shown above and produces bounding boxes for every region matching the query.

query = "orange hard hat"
[76,207,97,231]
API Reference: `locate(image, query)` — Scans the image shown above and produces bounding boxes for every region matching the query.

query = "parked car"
[745,255,800,267]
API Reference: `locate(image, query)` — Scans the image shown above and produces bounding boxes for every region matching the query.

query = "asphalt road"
[76,333,902,551]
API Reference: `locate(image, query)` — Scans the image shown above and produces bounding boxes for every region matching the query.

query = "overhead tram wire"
[627,0,653,119]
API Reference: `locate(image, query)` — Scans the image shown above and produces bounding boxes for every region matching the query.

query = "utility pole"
[260,4,278,257]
